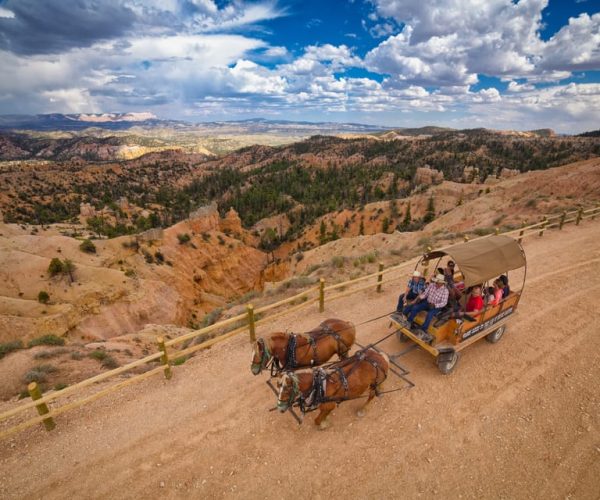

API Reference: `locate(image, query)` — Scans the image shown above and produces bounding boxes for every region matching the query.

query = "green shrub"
[38,290,50,304]
[492,215,506,226]
[142,249,154,264]
[122,239,139,251]
[101,355,119,369]
[473,227,493,236]
[202,308,222,327]
[201,232,211,242]
[172,356,187,366]
[54,382,68,391]
[124,268,136,277]
[331,256,345,268]
[28,335,65,347]
[34,348,68,359]
[154,251,165,264]
[48,257,64,276]
[303,264,322,276]
[0,340,24,359]
[70,351,84,360]
[89,349,107,361]
[23,364,57,384]
[417,237,432,248]
[217,235,225,245]
[236,290,260,304]
[79,239,97,254]
[177,233,191,244]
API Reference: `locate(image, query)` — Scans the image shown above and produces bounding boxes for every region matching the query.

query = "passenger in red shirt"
[465,286,484,314]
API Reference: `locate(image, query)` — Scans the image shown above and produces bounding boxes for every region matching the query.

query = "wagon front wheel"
[486,325,506,344]
[437,351,460,375]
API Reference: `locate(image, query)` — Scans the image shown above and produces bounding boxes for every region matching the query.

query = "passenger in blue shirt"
[396,270,426,312]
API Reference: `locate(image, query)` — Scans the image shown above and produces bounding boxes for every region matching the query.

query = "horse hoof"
[318,421,330,430]
[356,409,366,418]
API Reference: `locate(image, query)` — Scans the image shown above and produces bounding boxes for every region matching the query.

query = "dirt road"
[1,222,599,499]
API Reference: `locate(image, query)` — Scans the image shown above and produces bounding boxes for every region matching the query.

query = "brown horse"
[250,318,356,376]
[276,348,389,429]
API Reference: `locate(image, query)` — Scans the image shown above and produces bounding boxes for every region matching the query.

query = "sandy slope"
[0,221,599,499]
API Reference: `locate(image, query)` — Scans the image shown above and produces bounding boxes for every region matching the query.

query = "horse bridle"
[277,372,301,412]
[251,338,273,374]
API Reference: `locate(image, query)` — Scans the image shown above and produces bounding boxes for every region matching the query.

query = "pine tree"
[390,199,399,219]
[319,220,327,244]
[399,202,411,231]
[63,259,76,284]
[423,196,435,224]
[382,217,390,233]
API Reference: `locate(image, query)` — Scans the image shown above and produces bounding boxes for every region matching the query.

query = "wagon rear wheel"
[437,351,460,375]
[486,325,506,344]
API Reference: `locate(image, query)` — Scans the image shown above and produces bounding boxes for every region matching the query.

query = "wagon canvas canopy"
[424,235,526,287]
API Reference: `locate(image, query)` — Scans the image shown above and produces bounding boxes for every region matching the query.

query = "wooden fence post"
[495,227,500,235]
[246,304,256,343]
[28,382,55,431]
[156,337,172,380]
[319,278,325,313]
[592,205,599,221]
[463,235,470,242]
[376,262,384,292]
[538,216,547,237]
[576,207,583,226]
[559,211,566,230]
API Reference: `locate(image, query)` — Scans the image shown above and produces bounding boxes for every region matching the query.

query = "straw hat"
[431,273,445,283]
[412,270,422,278]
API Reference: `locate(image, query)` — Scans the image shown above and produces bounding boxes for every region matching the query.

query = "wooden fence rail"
[1,202,599,440]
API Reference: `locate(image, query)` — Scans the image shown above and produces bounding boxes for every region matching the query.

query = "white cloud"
[0,7,15,18]
[507,81,535,92]
[540,13,600,71]
[367,0,599,86]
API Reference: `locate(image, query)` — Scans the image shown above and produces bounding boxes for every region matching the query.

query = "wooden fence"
[1,204,599,440]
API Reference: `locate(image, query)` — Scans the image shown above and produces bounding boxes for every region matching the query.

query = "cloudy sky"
[0,0,598,132]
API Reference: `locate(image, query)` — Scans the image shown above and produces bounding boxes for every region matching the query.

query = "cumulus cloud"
[0,0,598,132]
[0,0,137,55]
[367,0,599,86]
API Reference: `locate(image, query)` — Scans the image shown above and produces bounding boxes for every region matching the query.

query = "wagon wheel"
[485,325,506,344]
[437,351,460,375]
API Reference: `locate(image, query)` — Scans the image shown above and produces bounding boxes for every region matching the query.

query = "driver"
[403,273,449,335]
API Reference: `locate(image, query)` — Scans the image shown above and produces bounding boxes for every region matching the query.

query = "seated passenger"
[490,280,504,306]
[499,274,510,297]
[465,286,484,314]
[444,260,456,286]
[486,286,495,305]
[403,274,449,334]
[396,270,426,312]
[452,285,483,322]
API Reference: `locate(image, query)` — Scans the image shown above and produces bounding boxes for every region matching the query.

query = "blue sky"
[0,0,598,132]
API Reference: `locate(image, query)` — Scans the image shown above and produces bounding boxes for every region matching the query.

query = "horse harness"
[281,323,351,372]
[297,350,386,414]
